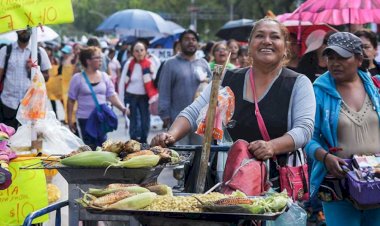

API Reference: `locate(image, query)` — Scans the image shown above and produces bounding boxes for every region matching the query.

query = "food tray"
[86,207,287,222]
[20,160,164,184]
[84,192,288,224]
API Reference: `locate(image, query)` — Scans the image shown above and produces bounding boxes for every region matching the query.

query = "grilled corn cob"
[124,150,155,160]
[102,140,125,154]
[214,197,253,206]
[146,184,173,196]
[92,190,131,207]
[124,140,141,152]
[106,192,157,210]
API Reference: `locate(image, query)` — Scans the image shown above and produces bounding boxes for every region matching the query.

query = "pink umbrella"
[279,0,380,25]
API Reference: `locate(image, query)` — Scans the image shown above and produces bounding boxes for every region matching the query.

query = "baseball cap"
[323,32,363,58]
[61,45,72,54]
[179,29,199,42]
[304,30,327,54]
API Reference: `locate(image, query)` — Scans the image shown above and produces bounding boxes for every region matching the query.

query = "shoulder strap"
[82,71,100,111]
[249,68,271,141]
[372,76,380,88]
[3,44,12,80]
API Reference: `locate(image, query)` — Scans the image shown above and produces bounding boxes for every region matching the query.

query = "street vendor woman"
[305,32,380,226]
[151,17,316,191]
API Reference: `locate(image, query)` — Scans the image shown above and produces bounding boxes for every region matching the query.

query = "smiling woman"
[151,17,316,195]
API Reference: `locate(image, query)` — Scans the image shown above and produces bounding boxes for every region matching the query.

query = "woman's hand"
[324,154,348,179]
[122,107,130,116]
[150,132,176,148]
[248,140,276,160]
[68,121,77,134]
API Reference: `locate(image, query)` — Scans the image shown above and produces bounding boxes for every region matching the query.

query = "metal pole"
[30,27,38,154]
[190,0,197,31]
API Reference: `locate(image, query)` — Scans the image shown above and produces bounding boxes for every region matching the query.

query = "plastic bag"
[266,201,307,226]
[16,68,48,125]
[196,86,235,142]
[9,123,33,152]
[34,111,84,155]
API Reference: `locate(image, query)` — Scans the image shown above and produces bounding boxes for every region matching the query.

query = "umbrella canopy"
[0,26,59,43]
[150,21,185,48]
[96,9,172,37]
[280,0,380,25]
[215,18,254,42]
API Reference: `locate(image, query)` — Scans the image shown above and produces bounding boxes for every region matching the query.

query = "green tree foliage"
[58,0,299,41]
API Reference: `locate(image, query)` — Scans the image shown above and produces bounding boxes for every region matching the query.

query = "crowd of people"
[0,17,379,226]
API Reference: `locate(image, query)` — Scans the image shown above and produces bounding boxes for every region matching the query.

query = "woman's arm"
[287,75,316,149]
[108,94,128,115]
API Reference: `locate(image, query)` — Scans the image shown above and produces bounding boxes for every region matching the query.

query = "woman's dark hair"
[79,46,101,68]
[237,46,248,57]
[354,29,378,49]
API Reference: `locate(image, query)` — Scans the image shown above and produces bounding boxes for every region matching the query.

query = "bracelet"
[322,152,330,167]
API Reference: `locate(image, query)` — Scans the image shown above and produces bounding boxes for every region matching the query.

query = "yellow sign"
[0,0,74,34]
[0,158,48,226]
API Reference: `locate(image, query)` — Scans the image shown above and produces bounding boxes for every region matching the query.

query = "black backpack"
[0,44,41,94]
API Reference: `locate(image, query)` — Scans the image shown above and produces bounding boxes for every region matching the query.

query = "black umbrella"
[215,19,254,42]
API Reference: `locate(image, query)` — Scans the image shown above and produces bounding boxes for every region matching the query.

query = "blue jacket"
[305,70,380,197]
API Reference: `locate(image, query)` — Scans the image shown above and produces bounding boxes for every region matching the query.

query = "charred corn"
[214,197,253,206]
[124,140,141,152]
[102,140,125,154]
[60,151,118,167]
[124,150,155,160]
[107,192,157,210]
[91,190,131,207]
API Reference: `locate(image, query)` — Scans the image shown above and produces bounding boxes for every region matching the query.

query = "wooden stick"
[195,53,230,193]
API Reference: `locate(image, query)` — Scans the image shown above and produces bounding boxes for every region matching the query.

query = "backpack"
[221,139,269,196]
[0,44,41,94]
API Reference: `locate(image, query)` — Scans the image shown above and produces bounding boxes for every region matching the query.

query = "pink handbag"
[249,69,309,201]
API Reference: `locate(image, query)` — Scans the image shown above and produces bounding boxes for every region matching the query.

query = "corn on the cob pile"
[78,185,157,210]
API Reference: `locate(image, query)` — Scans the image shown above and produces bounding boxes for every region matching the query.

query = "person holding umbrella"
[151,18,315,193]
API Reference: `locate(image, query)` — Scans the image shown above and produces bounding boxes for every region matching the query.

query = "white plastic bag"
[266,201,307,226]
[33,111,84,155]
[9,122,33,152]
